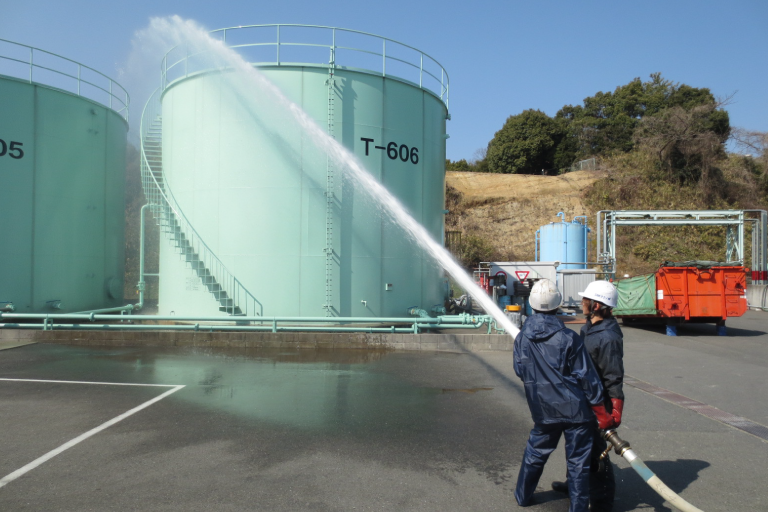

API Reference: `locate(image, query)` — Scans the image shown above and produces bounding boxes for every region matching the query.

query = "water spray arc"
[226,30,518,334]
[143,20,519,335]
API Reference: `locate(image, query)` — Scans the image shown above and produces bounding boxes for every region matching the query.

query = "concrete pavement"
[0,312,765,511]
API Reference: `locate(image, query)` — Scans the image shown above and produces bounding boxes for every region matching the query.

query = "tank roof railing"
[0,38,129,122]
[160,24,449,110]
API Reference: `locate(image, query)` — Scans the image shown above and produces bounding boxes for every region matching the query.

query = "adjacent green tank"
[155,26,449,317]
[0,41,128,313]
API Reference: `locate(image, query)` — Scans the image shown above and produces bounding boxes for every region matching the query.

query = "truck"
[614,261,748,335]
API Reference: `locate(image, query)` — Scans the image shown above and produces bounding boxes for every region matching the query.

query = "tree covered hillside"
[446,74,768,273]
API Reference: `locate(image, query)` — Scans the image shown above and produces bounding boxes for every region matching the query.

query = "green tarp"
[661,260,741,268]
[614,274,658,316]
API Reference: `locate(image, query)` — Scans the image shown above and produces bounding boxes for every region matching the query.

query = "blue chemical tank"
[535,213,589,269]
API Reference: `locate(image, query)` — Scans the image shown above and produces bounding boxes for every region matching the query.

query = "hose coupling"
[598,444,612,462]
[603,429,631,457]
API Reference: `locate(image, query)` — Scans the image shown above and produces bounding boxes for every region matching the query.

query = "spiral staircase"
[139,89,262,317]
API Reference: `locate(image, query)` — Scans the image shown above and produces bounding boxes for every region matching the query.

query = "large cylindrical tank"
[536,214,589,269]
[155,26,448,317]
[0,40,128,313]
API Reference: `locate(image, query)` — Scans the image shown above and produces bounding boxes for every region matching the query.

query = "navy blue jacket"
[580,317,625,403]
[514,314,604,425]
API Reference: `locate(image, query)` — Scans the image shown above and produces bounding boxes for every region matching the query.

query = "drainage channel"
[625,375,768,441]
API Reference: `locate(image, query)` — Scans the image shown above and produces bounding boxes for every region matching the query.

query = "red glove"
[610,398,624,427]
[591,404,616,430]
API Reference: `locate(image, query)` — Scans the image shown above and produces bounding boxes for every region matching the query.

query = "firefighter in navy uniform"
[514,279,614,512]
[552,280,625,512]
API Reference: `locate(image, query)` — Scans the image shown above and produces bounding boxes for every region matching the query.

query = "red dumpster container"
[656,265,748,322]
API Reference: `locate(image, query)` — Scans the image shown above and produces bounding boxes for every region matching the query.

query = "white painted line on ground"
[0,383,185,489]
[0,378,180,387]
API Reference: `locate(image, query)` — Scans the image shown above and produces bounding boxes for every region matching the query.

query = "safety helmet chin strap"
[586,299,613,321]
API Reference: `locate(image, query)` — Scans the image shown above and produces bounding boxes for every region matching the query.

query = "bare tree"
[470,146,487,164]
[633,102,729,190]
[731,128,768,163]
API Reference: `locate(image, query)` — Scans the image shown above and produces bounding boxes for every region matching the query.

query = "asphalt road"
[0,312,766,511]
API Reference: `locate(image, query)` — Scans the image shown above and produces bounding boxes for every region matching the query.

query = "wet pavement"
[0,311,767,511]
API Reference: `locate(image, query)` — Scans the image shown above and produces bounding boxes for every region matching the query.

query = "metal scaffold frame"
[596,210,768,284]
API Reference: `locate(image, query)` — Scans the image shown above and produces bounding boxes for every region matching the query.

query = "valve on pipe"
[406,307,431,318]
[601,429,704,512]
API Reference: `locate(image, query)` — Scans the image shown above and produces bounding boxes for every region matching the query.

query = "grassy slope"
[445,171,599,265]
[446,153,767,275]
[584,152,768,276]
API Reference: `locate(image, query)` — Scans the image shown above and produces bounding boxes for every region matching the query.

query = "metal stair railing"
[139,88,263,317]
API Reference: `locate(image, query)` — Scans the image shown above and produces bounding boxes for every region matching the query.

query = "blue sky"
[3,0,766,160]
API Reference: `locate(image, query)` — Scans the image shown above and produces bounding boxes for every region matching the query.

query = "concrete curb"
[0,329,514,353]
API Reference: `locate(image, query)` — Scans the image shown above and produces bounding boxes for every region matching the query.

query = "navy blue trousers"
[515,422,592,512]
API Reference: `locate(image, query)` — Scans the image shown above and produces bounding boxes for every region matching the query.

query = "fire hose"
[601,429,704,512]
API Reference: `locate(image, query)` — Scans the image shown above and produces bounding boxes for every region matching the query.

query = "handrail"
[0,38,129,121]
[139,87,263,317]
[159,24,449,109]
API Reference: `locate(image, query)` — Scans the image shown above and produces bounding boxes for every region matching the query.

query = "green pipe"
[0,311,493,335]
[0,322,485,333]
[70,305,135,315]
[61,204,152,318]
[407,307,432,318]
[0,313,486,325]
[136,204,149,311]
[0,320,486,331]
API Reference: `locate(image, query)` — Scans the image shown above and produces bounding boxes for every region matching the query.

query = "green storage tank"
[146,25,449,318]
[0,39,128,313]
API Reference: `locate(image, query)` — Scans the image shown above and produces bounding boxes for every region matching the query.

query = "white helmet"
[529,279,562,312]
[578,280,618,308]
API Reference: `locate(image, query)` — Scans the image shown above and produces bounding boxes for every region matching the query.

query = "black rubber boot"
[551,480,569,494]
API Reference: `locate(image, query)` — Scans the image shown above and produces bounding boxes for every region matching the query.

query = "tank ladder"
[323,43,337,316]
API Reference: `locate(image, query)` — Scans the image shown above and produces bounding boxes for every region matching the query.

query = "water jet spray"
[137,20,520,336]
